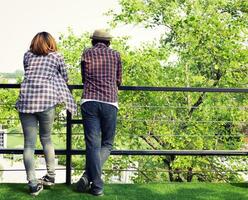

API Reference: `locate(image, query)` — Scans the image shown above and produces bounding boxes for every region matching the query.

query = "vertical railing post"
[66,89,72,185]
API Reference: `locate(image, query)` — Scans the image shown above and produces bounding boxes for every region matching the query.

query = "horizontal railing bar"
[1,149,248,156]
[0,119,66,122]
[67,85,248,93]
[0,103,247,111]
[100,169,248,173]
[0,84,20,88]
[1,168,248,173]
[0,149,68,155]
[59,134,244,138]
[110,150,248,156]
[118,119,247,123]
[2,132,245,138]
[120,105,248,110]
[119,86,248,93]
[1,84,248,93]
[1,132,67,135]
[1,117,248,123]
[0,168,66,172]
[70,119,247,124]
[71,119,83,124]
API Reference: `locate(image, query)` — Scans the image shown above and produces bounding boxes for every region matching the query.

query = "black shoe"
[90,189,104,197]
[29,183,43,196]
[39,175,55,187]
[76,175,90,193]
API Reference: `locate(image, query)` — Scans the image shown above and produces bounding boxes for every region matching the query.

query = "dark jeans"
[19,107,55,187]
[81,101,117,192]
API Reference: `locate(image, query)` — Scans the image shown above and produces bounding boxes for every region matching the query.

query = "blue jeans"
[19,107,56,187]
[81,101,117,192]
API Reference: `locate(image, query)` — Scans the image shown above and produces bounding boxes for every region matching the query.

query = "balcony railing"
[0,83,248,184]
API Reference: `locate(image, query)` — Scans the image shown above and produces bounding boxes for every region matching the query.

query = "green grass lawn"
[7,135,65,149]
[0,183,248,200]
[7,135,23,148]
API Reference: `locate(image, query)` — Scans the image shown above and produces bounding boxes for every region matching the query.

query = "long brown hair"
[30,32,57,55]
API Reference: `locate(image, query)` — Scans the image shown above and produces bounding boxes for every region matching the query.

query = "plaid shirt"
[16,51,77,114]
[81,43,122,103]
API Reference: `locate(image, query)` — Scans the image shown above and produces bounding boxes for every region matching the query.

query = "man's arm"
[81,60,85,83]
[116,53,122,87]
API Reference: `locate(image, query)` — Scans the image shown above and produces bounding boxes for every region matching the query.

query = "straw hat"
[90,29,112,41]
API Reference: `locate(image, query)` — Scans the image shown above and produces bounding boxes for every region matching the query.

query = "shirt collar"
[94,43,108,48]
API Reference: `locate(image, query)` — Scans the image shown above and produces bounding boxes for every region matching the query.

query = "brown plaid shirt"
[81,43,122,103]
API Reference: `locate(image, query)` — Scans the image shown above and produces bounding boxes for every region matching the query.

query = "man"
[76,29,122,196]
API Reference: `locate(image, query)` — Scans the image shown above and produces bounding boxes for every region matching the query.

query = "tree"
[2,0,247,182]
[107,0,248,182]
[57,7,248,182]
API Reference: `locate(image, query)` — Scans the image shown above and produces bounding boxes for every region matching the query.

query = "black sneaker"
[76,175,90,193]
[29,183,43,196]
[90,189,104,197]
[39,175,55,187]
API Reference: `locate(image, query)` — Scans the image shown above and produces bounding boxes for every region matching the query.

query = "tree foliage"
[0,0,247,183]
[108,0,248,182]
[57,0,248,180]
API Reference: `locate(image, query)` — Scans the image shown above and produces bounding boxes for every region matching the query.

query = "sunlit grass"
[7,134,65,149]
[0,183,248,200]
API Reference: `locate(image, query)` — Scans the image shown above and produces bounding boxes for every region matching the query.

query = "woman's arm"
[23,51,30,70]
[58,56,68,82]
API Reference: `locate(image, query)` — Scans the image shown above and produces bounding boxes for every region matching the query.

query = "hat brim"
[90,36,112,41]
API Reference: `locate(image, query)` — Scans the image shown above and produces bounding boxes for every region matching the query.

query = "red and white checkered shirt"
[16,51,77,114]
[81,43,122,103]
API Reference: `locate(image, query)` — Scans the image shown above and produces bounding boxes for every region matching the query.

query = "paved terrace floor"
[0,183,248,200]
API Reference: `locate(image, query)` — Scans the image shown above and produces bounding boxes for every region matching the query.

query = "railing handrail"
[1,148,248,156]
[0,83,248,93]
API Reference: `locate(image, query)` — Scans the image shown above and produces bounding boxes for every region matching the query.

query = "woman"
[16,32,77,196]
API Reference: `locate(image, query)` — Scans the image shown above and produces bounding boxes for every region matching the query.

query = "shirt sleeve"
[23,52,29,70]
[81,50,86,83]
[116,53,122,87]
[81,60,85,83]
[57,55,68,82]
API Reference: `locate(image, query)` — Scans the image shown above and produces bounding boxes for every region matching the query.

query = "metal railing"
[0,83,248,184]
